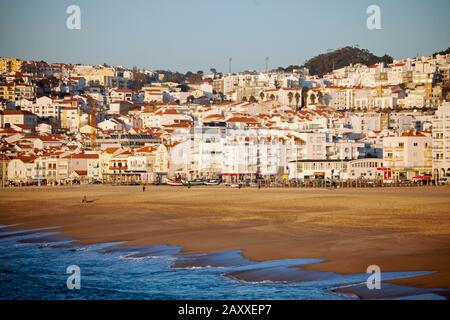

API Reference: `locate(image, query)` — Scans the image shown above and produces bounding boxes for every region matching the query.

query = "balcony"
[109,166,128,171]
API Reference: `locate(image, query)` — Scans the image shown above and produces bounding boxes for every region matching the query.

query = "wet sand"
[0,185,449,290]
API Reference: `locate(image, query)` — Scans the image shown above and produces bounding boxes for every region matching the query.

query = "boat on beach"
[181,179,205,186]
[166,179,184,186]
[204,179,222,186]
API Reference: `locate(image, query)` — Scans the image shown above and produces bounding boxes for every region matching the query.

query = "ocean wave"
[223,273,288,284]
[172,265,228,270]
[118,254,165,261]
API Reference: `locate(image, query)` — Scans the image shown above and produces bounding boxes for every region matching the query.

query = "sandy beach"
[1,185,449,290]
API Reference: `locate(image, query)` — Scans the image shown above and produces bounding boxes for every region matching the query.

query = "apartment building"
[34,153,69,184]
[346,158,384,180]
[0,58,24,74]
[66,153,100,182]
[0,110,38,128]
[383,132,432,180]
[20,96,62,122]
[7,155,36,183]
[0,83,15,101]
[349,113,381,132]
[432,102,450,178]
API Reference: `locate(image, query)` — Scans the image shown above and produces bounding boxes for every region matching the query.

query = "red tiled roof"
[0,110,36,116]
[104,147,120,154]
[163,123,190,128]
[74,170,88,176]
[65,153,99,159]
[226,116,257,123]
[136,146,157,153]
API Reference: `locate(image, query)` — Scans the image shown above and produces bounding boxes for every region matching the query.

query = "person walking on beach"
[143,185,146,192]
[82,196,87,204]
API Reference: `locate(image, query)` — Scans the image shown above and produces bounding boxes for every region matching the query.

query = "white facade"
[383,134,432,180]
[7,158,35,182]
[432,102,450,178]
[349,113,381,133]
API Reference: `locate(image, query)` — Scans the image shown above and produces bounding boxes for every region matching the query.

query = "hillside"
[433,46,450,57]
[303,46,393,76]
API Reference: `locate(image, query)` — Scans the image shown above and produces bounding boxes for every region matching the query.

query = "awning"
[412,175,431,180]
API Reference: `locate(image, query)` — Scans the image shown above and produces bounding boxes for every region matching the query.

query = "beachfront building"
[0,153,11,186]
[221,132,282,182]
[289,159,349,180]
[432,102,450,179]
[288,158,385,181]
[383,132,432,181]
[130,144,169,184]
[106,150,132,183]
[104,146,169,184]
[346,158,385,181]
[34,153,70,185]
[190,124,225,179]
[7,155,36,183]
[65,153,100,183]
[99,147,123,181]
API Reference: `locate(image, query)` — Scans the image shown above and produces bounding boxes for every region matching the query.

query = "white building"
[346,158,385,180]
[0,110,37,128]
[7,156,36,183]
[349,113,381,133]
[383,132,432,180]
[432,102,450,178]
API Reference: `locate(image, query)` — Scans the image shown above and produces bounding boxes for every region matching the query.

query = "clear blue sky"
[1,0,449,73]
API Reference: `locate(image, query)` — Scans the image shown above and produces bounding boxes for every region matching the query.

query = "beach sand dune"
[1,185,449,289]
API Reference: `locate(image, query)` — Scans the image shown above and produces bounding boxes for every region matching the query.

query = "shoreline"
[1,185,449,293]
[1,224,447,300]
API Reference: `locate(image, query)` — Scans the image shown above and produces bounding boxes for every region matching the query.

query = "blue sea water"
[0,226,445,300]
